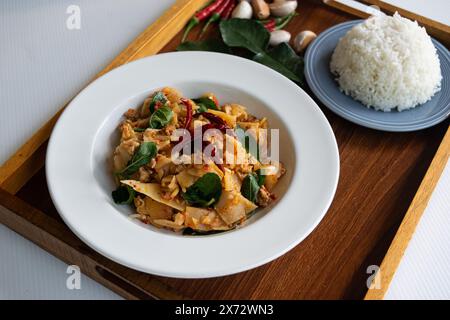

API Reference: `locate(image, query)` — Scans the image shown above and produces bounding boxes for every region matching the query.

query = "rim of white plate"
[46,51,339,278]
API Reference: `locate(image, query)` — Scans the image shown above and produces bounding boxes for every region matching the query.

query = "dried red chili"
[180,98,193,129]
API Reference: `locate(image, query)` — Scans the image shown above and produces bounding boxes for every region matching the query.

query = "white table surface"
[385,161,450,300]
[0,0,175,300]
[0,0,449,300]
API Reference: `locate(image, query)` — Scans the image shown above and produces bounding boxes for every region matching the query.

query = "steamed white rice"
[330,13,442,112]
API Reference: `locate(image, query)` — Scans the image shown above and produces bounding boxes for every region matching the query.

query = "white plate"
[46,52,339,278]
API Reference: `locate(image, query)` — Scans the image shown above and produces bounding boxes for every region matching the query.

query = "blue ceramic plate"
[305,20,450,132]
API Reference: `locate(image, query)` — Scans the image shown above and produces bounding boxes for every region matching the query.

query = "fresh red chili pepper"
[196,0,225,20]
[180,98,193,129]
[199,0,231,38]
[182,0,226,42]
[263,11,297,32]
[264,20,276,32]
[221,0,236,20]
[261,12,296,25]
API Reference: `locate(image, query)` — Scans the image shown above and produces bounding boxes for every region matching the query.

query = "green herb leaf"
[253,51,301,83]
[117,141,157,177]
[149,106,173,129]
[241,173,260,203]
[112,185,135,205]
[179,19,305,87]
[193,97,218,113]
[219,19,301,83]
[197,104,209,113]
[264,42,304,85]
[133,127,146,132]
[149,91,168,113]
[219,18,270,54]
[182,173,222,207]
[177,38,231,54]
[255,169,265,187]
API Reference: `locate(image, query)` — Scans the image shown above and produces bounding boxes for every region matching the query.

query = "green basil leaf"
[118,141,157,177]
[241,173,260,203]
[149,106,173,129]
[177,38,231,54]
[197,103,209,113]
[219,18,270,55]
[133,127,146,132]
[255,169,265,187]
[182,173,222,207]
[112,185,135,205]
[149,91,168,113]
[130,141,157,166]
[265,42,304,85]
[193,97,218,113]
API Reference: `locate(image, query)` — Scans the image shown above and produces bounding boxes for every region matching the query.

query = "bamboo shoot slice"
[215,191,257,225]
[121,180,185,211]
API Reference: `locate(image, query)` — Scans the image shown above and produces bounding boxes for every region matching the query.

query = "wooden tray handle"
[0,187,185,300]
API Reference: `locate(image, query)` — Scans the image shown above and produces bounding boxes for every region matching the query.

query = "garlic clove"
[293,30,317,53]
[269,30,291,47]
[231,1,253,19]
[269,0,298,17]
[251,0,270,20]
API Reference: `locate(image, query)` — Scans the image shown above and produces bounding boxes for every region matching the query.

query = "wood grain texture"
[324,0,371,19]
[365,126,450,300]
[0,0,209,195]
[2,0,449,300]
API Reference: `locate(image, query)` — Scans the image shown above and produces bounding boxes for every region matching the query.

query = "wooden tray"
[0,0,449,300]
